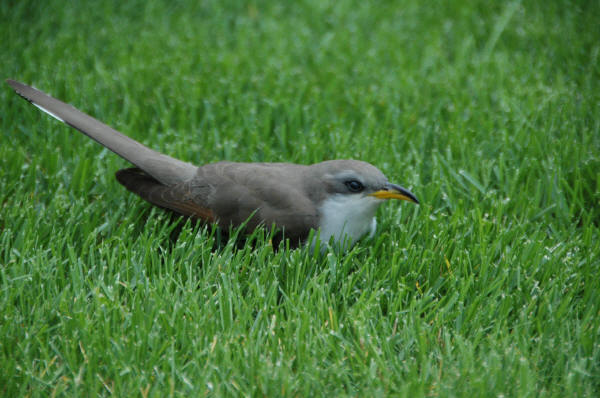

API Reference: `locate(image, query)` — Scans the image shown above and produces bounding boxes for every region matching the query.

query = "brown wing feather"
[115,168,215,222]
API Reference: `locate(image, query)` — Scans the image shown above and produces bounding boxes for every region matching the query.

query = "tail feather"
[6,79,197,186]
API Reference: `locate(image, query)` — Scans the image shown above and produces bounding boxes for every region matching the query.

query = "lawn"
[1,0,599,396]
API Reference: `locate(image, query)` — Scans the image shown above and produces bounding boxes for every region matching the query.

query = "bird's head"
[311,159,419,204]
[307,160,418,248]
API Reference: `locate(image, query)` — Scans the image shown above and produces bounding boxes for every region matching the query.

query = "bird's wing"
[197,162,321,240]
[6,79,197,186]
[117,163,318,241]
[116,167,216,221]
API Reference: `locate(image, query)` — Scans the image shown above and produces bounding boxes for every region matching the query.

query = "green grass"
[1,0,599,396]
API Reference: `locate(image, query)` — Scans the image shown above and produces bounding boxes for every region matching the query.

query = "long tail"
[6,79,197,186]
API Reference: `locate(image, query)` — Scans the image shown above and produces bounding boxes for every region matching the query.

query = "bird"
[6,79,418,250]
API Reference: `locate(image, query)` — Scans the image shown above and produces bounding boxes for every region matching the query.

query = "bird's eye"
[345,180,364,193]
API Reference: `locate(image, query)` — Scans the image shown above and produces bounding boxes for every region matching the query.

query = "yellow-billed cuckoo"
[6,80,418,249]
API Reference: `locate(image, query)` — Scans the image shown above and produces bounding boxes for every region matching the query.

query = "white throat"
[316,194,382,249]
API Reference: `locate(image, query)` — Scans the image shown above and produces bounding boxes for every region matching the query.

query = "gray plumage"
[7,79,418,248]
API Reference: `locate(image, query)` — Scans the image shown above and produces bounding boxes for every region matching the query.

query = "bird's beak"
[369,183,419,204]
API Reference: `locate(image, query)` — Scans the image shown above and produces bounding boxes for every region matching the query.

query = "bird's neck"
[315,194,381,249]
